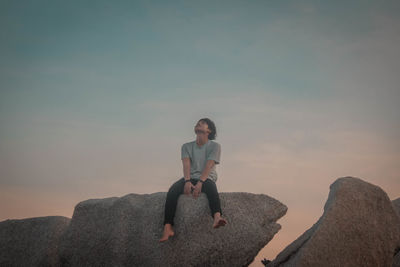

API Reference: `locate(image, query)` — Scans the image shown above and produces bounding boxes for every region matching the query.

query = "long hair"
[198,118,217,140]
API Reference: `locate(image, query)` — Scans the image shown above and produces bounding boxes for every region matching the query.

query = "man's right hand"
[183,180,194,195]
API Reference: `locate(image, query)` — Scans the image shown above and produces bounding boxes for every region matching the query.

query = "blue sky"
[1,0,399,262]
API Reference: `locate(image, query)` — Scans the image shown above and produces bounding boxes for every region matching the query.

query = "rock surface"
[0,216,70,267]
[395,251,400,267]
[393,198,400,217]
[266,176,400,267]
[392,198,400,267]
[58,192,287,267]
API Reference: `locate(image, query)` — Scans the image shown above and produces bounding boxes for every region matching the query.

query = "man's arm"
[182,158,191,181]
[199,160,216,182]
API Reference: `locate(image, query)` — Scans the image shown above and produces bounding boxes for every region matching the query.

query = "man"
[159,118,227,242]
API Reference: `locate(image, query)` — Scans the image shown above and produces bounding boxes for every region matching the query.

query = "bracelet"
[185,180,191,183]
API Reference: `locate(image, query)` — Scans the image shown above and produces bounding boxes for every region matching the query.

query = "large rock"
[0,216,70,267]
[266,176,400,267]
[393,198,400,217]
[392,198,400,267]
[395,252,400,267]
[58,192,287,267]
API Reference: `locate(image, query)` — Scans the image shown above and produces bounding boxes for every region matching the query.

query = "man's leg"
[163,177,185,226]
[201,179,223,218]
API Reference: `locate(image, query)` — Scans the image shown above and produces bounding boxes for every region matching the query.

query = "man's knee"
[168,178,185,194]
[203,178,216,187]
[202,179,217,192]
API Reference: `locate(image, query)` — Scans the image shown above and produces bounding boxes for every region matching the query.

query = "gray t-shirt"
[181,140,221,183]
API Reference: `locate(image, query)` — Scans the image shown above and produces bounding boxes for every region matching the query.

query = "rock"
[58,192,287,267]
[262,257,272,265]
[0,216,70,267]
[393,198,400,217]
[266,176,400,267]
[392,198,400,267]
[395,250,400,267]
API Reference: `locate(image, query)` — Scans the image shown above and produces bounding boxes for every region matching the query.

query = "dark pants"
[163,177,223,226]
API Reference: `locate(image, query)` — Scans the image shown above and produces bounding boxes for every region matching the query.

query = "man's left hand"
[192,182,202,198]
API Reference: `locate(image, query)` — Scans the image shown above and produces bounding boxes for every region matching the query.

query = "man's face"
[194,120,210,137]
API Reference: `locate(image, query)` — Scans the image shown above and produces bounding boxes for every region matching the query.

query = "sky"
[1,0,399,264]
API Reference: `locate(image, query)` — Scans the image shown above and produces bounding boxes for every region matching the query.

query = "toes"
[213,218,227,228]
[218,218,227,226]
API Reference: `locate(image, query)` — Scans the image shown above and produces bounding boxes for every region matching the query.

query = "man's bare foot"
[159,223,175,242]
[213,212,227,229]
